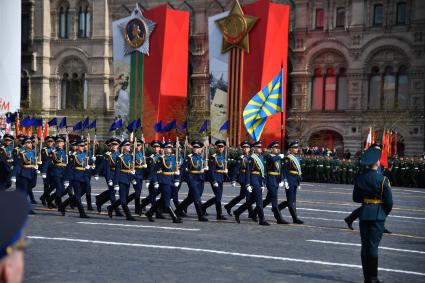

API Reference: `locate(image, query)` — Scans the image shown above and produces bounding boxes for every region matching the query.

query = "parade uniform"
[11,137,38,213]
[278,141,303,224]
[126,140,146,215]
[48,136,69,212]
[39,136,55,207]
[224,140,254,219]
[172,148,185,209]
[0,135,14,191]
[353,147,393,283]
[234,141,269,226]
[201,140,227,220]
[107,140,136,221]
[176,140,208,222]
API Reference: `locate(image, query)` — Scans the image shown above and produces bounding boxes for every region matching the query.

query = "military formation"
[0,133,306,226]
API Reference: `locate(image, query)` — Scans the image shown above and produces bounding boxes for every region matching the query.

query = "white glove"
[174,181,180,187]
[154,183,159,189]
[92,156,96,162]
[279,182,284,188]
[261,186,266,192]
[204,166,209,171]
[132,179,137,185]
[11,177,16,183]
[213,182,219,188]
[130,170,136,175]
[142,164,147,168]
[284,180,289,190]
[298,185,301,191]
[42,173,47,179]
[85,165,91,170]
[279,154,285,159]
[246,185,253,193]
[108,180,113,187]
[64,181,69,187]
[175,170,180,176]
[114,185,119,191]
[145,182,150,189]
[36,170,41,174]
[94,175,99,180]
[224,169,228,174]
[231,181,236,187]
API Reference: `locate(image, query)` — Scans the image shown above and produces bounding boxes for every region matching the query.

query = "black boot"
[384,228,391,234]
[248,206,258,222]
[202,198,215,216]
[289,207,303,224]
[369,256,381,283]
[77,202,90,219]
[115,207,124,217]
[361,255,369,283]
[40,194,47,206]
[345,208,360,230]
[257,207,270,226]
[272,207,289,224]
[145,208,155,222]
[175,198,189,217]
[56,196,62,213]
[86,193,93,211]
[224,203,233,216]
[215,201,227,220]
[59,197,72,216]
[123,205,136,221]
[134,196,141,215]
[95,190,109,212]
[167,207,182,223]
[278,201,287,211]
[107,200,120,218]
[194,201,208,222]
[344,216,354,230]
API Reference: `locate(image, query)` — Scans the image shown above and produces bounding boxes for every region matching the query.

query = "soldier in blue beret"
[353,146,393,283]
[277,140,304,224]
[172,140,185,210]
[201,140,227,220]
[176,140,208,221]
[11,136,38,214]
[0,191,29,283]
[0,134,14,191]
[224,140,256,220]
[39,135,56,208]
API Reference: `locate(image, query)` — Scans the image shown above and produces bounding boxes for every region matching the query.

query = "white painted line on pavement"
[307,240,425,255]
[77,221,200,231]
[27,236,425,277]
[298,208,425,221]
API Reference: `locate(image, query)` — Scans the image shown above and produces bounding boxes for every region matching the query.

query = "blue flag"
[136,118,141,129]
[199,120,208,133]
[58,117,67,129]
[33,118,43,127]
[109,119,123,132]
[73,121,83,131]
[6,112,16,124]
[127,120,138,132]
[48,118,57,127]
[88,120,96,129]
[82,117,90,129]
[243,69,284,141]
[219,121,228,131]
[180,120,187,131]
[21,116,32,128]
[153,121,162,133]
[163,119,176,132]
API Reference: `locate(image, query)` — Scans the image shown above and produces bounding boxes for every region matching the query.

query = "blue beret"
[361,147,381,166]
[267,141,280,149]
[55,135,66,142]
[162,141,173,148]
[2,134,14,141]
[215,140,226,146]
[252,141,262,147]
[22,136,32,144]
[150,140,162,147]
[45,135,55,142]
[120,139,131,147]
[76,139,86,146]
[288,140,299,148]
[191,140,204,148]
[240,140,251,147]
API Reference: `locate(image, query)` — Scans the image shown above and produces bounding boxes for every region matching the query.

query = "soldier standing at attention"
[0,134,14,191]
[277,141,304,224]
[353,146,393,283]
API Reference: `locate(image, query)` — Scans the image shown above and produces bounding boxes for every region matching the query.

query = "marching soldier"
[175,140,208,222]
[233,140,269,226]
[48,135,69,213]
[95,138,123,216]
[172,141,185,210]
[352,146,393,283]
[107,139,136,221]
[11,136,38,214]
[277,141,304,224]
[126,138,147,215]
[224,140,255,221]
[84,139,95,211]
[143,140,163,221]
[201,140,227,220]
[0,134,14,191]
[261,141,289,224]
[39,136,55,208]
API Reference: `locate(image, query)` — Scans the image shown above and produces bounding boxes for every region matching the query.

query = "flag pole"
[280,65,285,153]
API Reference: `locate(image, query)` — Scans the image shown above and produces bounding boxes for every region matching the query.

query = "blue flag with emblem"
[109,119,123,132]
[219,121,228,131]
[82,117,90,129]
[153,121,162,133]
[127,120,138,132]
[242,70,283,142]
[180,120,187,131]
[199,120,208,133]
[73,121,83,131]
[58,117,67,129]
[48,118,57,127]
[88,120,96,129]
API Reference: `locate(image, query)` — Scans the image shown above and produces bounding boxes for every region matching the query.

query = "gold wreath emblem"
[221,15,248,44]
[124,19,147,49]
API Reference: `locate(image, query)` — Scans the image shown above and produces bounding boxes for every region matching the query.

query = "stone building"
[21,0,425,155]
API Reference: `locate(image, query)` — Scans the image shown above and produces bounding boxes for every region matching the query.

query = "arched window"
[335,7,345,28]
[383,66,396,109]
[324,68,336,110]
[58,2,70,39]
[373,4,383,26]
[396,2,406,25]
[78,1,91,38]
[315,9,324,30]
[337,67,348,110]
[312,67,324,110]
[396,66,408,109]
[368,66,381,110]
[61,73,84,110]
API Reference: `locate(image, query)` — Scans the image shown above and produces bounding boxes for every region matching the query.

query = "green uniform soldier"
[353,147,393,283]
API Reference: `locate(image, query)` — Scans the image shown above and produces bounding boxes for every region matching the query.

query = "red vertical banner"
[380,130,388,168]
[44,120,49,139]
[143,5,189,141]
[241,0,290,145]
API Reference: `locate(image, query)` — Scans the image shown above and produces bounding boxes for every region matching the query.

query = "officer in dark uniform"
[353,146,393,283]
[176,140,208,222]
[0,134,14,191]
[278,141,304,224]
[233,140,269,226]
[224,140,255,220]
[95,138,123,216]
[261,141,289,224]
[150,141,182,223]
[11,136,38,214]
[142,140,162,221]
[202,140,227,220]
[107,139,136,221]
[172,141,185,210]
[0,191,29,283]
[39,135,55,207]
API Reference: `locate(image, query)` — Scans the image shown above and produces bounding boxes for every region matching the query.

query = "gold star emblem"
[215,0,257,54]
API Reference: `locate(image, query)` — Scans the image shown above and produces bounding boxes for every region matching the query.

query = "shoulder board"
[211,153,217,157]
[240,155,244,159]
[188,154,193,157]
[119,154,123,158]
[150,154,154,158]
[105,152,111,156]
[52,149,57,153]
